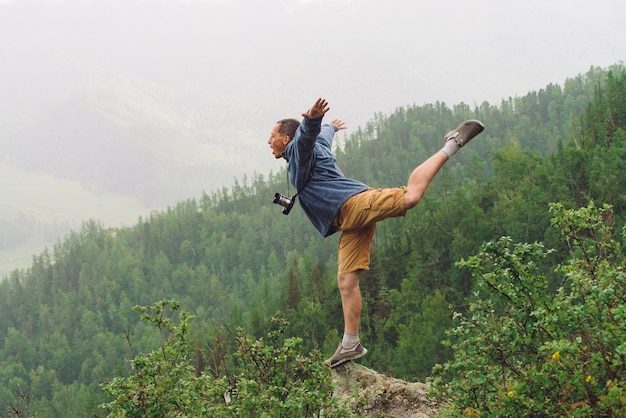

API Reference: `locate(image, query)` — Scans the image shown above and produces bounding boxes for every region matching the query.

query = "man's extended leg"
[404,119,484,210]
[404,151,448,210]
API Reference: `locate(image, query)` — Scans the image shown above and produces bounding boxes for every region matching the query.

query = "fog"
[1,0,625,275]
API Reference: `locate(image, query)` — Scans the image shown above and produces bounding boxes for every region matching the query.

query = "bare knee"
[404,191,424,210]
[337,271,360,294]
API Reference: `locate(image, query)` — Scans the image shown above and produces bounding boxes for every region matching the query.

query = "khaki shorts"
[334,187,407,275]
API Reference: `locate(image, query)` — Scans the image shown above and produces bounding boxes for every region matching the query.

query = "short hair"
[276,118,300,140]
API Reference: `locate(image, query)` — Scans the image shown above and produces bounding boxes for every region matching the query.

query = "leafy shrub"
[100,300,353,417]
[433,202,626,417]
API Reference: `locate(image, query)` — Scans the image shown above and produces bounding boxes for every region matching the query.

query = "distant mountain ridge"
[5,77,269,208]
[1,74,273,274]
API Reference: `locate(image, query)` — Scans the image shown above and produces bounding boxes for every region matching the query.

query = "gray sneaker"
[325,342,368,368]
[444,119,484,147]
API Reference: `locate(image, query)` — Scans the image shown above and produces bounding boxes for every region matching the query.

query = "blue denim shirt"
[282,116,369,237]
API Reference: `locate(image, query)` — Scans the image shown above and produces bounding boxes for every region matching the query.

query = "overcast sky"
[1,0,625,200]
[2,0,624,131]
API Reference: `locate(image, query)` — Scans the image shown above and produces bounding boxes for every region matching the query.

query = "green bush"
[100,300,353,417]
[433,202,626,417]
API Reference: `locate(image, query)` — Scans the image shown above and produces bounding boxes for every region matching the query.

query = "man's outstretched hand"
[302,98,330,119]
[331,119,346,130]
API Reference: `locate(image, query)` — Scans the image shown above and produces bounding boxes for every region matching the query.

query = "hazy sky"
[2,0,624,130]
[2,0,625,200]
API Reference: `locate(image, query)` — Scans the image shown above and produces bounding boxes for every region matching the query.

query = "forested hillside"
[1,63,625,416]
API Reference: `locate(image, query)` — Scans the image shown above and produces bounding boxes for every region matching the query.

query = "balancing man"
[267,98,484,367]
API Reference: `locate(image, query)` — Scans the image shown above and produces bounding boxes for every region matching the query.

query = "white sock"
[441,138,460,157]
[342,333,359,348]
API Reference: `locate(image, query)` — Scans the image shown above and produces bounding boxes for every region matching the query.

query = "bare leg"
[404,151,449,210]
[326,269,368,366]
[336,151,448,335]
[334,150,447,336]
[337,270,362,335]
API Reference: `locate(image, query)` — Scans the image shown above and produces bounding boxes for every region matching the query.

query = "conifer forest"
[2,63,626,416]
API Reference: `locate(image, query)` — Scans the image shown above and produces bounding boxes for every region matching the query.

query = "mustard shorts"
[333,187,407,275]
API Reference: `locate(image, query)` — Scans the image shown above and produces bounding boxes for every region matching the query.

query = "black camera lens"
[273,192,295,215]
[273,193,291,207]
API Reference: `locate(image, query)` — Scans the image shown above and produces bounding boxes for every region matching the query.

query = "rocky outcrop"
[331,362,441,418]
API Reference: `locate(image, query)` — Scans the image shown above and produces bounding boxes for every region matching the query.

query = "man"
[268,97,484,367]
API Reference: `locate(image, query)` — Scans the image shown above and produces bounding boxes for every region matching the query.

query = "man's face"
[268,123,290,159]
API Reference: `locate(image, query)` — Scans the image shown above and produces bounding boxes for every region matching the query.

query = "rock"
[331,362,441,417]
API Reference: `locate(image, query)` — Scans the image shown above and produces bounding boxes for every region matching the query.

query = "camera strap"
[291,153,317,201]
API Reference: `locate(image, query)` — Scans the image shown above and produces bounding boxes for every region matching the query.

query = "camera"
[273,192,295,215]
